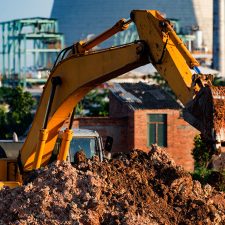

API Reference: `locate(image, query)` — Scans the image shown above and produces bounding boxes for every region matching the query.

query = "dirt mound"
[0,146,224,225]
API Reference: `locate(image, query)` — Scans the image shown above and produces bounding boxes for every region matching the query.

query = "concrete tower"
[51,0,213,50]
[213,0,225,76]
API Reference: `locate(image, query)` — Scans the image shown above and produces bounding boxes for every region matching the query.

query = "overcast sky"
[0,0,54,22]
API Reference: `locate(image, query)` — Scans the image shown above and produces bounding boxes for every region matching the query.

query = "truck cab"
[0,129,113,164]
[52,128,113,163]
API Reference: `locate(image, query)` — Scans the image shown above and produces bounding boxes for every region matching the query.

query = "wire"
[51,45,73,70]
[61,46,72,60]
[156,36,169,64]
[193,66,201,74]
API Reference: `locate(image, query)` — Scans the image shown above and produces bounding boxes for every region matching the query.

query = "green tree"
[213,77,225,86]
[0,87,34,139]
[192,135,212,169]
[76,88,109,116]
[192,135,225,191]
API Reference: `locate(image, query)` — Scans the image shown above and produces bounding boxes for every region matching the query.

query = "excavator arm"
[132,10,225,147]
[132,10,198,105]
[22,9,201,172]
[23,9,223,171]
[20,43,149,171]
[1,10,224,187]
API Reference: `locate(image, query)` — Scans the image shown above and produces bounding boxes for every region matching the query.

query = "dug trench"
[0,146,224,225]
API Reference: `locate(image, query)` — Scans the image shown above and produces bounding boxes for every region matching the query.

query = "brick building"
[75,82,199,171]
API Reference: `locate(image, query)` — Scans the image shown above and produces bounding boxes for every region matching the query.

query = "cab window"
[51,137,98,163]
[69,137,97,162]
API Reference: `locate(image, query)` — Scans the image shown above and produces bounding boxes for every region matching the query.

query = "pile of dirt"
[211,86,225,138]
[0,146,224,225]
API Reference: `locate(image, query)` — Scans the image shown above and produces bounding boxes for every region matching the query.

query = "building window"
[147,114,167,147]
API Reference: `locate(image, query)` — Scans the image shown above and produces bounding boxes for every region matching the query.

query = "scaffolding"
[0,17,64,87]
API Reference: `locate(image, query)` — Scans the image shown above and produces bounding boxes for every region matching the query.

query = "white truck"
[0,128,113,162]
[52,128,113,162]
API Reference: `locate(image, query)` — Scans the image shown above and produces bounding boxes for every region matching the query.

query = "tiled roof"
[110,82,181,110]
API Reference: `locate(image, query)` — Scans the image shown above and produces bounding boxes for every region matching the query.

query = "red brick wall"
[74,111,198,171]
[133,109,199,171]
[74,95,199,171]
[74,117,128,153]
[109,92,130,117]
[109,92,135,151]
[109,94,200,171]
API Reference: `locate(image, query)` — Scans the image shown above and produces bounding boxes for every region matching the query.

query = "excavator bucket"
[184,85,225,155]
[211,86,225,145]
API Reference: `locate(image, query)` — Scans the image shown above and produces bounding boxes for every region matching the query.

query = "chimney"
[213,0,225,76]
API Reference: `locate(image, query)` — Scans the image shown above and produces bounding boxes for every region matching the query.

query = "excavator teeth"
[184,85,225,170]
[184,85,225,152]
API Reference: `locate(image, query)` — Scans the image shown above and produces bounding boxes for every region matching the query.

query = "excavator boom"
[1,9,225,188]
[20,43,149,171]
[132,10,225,150]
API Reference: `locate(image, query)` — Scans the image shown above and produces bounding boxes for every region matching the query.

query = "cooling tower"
[213,0,225,75]
[51,0,213,50]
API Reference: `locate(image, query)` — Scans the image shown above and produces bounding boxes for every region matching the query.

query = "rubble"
[211,86,225,138]
[0,146,224,225]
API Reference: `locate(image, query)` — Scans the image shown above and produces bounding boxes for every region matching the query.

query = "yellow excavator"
[0,10,224,188]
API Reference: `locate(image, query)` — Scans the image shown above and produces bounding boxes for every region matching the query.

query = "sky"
[0,0,54,22]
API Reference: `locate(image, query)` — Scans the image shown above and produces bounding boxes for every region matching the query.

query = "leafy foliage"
[192,135,225,191]
[0,87,34,139]
[192,135,212,169]
[76,88,109,116]
[213,77,225,86]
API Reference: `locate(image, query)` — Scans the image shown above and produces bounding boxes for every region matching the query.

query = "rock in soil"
[0,146,224,225]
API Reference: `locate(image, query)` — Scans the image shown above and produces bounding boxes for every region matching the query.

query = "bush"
[0,87,34,139]
[192,135,211,169]
[76,88,109,116]
[192,135,225,191]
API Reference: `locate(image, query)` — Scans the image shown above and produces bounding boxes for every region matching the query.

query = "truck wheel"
[0,146,7,158]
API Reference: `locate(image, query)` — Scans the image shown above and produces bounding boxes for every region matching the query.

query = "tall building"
[213,0,225,75]
[51,0,213,51]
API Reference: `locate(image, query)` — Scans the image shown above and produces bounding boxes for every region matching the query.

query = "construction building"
[74,83,198,171]
[0,17,64,87]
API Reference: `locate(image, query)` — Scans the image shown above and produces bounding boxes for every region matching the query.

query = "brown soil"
[211,86,225,140]
[0,146,224,225]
